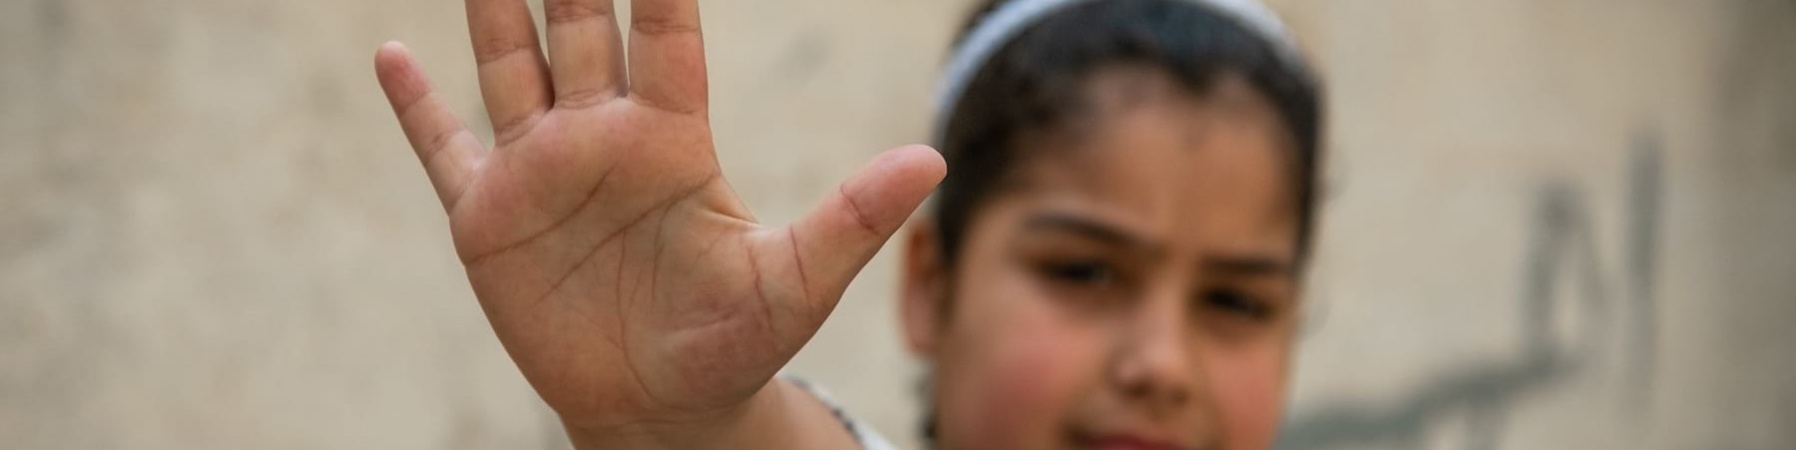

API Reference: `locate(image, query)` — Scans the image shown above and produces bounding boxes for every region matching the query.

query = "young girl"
[373,0,1320,448]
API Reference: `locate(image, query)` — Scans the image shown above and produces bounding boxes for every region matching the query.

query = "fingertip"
[379,40,408,55]
[866,144,946,200]
[830,145,947,239]
[888,144,947,186]
[374,42,435,112]
[374,41,413,77]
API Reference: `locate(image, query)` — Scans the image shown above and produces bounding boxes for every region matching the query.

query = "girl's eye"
[1041,260,1115,286]
[1202,288,1271,320]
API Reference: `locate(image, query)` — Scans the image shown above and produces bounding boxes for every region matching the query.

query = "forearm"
[563,378,862,450]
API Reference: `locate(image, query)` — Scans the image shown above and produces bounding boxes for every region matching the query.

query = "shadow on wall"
[1275,133,1664,450]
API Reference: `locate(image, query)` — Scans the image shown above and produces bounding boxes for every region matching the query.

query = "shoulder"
[782,374,904,450]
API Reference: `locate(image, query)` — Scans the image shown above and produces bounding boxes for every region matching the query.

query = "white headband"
[931,0,1305,146]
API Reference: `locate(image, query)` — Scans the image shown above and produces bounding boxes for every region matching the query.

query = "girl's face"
[902,68,1302,450]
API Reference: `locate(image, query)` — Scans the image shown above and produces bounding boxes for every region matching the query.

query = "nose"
[1109,284,1202,413]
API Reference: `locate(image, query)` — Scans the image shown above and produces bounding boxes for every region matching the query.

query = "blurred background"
[2,0,1793,449]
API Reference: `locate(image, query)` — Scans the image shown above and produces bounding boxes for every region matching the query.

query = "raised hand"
[373,0,944,442]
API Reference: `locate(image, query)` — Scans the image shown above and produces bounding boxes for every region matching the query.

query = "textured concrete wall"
[2,1,1791,449]
[1277,2,1796,449]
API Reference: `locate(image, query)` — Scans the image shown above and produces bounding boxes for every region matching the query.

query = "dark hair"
[931,0,1324,268]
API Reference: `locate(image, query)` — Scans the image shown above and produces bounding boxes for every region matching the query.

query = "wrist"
[561,388,760,450]
[562,379,859,450]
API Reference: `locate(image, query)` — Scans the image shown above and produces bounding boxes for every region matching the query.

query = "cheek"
[935,271,1108,449]
[1205,342,1291,450]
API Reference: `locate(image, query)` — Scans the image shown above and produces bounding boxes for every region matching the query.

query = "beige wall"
[2,1,1791,449]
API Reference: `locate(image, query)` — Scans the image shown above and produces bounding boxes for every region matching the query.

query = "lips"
[1070,430,1196,450]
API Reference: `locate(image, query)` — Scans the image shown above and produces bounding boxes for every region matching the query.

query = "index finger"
[627,0,707,114]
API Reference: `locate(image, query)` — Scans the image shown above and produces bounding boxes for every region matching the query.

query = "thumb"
[786,144,946,311]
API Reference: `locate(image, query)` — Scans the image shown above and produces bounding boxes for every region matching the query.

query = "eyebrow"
[1021,213,1148,249]
[1203,253,1294,277]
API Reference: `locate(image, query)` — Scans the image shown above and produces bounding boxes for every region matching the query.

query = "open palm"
[374,0,943,432]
